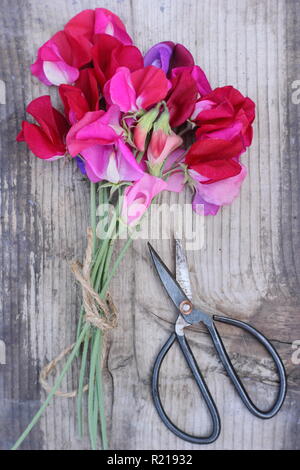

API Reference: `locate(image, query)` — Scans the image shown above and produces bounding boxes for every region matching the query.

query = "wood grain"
[0,0,299,450]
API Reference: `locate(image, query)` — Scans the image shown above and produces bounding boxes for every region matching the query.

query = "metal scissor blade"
[175,239,193,301]
[148,243,189,311]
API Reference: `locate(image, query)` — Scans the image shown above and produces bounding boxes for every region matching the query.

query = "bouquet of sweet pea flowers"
[14,8,255,450]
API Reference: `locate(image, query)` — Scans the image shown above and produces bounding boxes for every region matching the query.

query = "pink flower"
[121,174,167,225]
[94,8,133,45]
[65,8,133,45]
[191,164,247,215]
[31,31,91,86]
[66,106,123,156]
[83,139,144,184]
[148,130,182,166]
[104,66,170,112]
[16,96,69,160]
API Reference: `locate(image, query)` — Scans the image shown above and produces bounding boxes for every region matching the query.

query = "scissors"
[148,240,287,444]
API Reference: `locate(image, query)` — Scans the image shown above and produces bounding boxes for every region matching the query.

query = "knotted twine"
[39,227,117,398]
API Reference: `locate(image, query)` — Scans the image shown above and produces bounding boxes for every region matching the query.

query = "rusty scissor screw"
[179,300,193,315]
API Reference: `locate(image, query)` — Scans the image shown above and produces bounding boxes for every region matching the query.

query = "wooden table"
[0,0,299,450]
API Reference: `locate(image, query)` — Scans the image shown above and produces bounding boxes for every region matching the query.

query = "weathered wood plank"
[0,0,299,450]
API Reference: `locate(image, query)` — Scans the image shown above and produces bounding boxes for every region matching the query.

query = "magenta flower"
[31,30,91,86]
[104,66,170,112]
[121,174,167,225]
[66,105,123,157]
[83,139,144,184]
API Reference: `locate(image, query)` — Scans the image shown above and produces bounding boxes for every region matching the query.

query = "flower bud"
[147,109,183,176]
[133,105,160,151]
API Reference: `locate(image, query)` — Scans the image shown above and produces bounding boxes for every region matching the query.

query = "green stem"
[91,182,97,254]
[76,328,90,437]
[12,185,133,451]
[76,182,100,343]
[12,324,89,450]
[100,237,133,297]
[96,333,108,450]
[88,330,99,450]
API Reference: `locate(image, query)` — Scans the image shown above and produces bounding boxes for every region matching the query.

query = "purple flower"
[144,41,194,76]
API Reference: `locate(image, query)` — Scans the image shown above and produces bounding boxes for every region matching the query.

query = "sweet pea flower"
[185,138,244,183]
[121,174,167,225]
[191,165,247,215]
[75,68,100,112]
[66,105,123,156]
[31,8,134,87]
[82,139,144,184]
[59,85,90,125]
[144,42,194,75]
[192,86,255,150]
[171,66,212,97]
[31,30,91,86]
[92,34,143,89]
[104,66,170,113]
[147,109,183,175]
[65,8,133,45]
[16,96,69,160]
[166,67,198,127]
[59,70,99,124]
[185,86,255,209]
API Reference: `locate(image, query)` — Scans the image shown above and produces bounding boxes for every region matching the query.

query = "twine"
[39,227,117,398]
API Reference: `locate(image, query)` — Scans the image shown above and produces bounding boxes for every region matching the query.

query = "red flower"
[16,96,69,160]
[64,8,133,45]
[59,69,99,124]
[92,34,143,89]
[193,86,255,150]
[166,68,198,127]
[186,86,255,185]
[75,69,99,111]
[185,138,244,184]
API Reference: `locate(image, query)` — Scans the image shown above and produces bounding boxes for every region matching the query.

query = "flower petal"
[104,67,137,112]
[94,8,133,45]
[20,122,65,159]
[194,164,247,207]
[131,66,169,109]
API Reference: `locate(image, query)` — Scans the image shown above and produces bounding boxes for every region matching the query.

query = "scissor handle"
[209,315,287,418]
[152,332,221,444]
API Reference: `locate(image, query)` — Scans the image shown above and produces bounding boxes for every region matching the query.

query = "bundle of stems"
[12,182,133,450]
